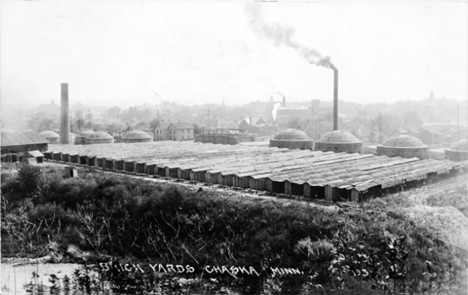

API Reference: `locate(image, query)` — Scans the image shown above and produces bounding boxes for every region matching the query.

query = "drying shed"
[20,150,45,164]
[269,129,314,150]
[85,131,114,145]
[39,131,60,144]
[46,141,468,202]
[314,130,362,153]
[445,139,468,161]
[377,135,429,159]
[122,130,153,143]
[1,130,49,162]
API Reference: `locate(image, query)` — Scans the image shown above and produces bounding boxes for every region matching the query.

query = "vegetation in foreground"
[1,165,467,294]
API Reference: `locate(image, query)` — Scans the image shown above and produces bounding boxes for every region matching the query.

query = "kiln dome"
[449,139,468,151]
[382,135,425,148]
[318,130,360,143]
[273,129,311,141]
[123,130,152,143]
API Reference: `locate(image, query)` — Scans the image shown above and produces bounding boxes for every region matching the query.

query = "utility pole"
[309,101,314,139]
[379,113,382,144]
[457,102,460,140]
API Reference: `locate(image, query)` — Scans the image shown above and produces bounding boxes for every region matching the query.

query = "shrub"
[2,167,466,294]
[17,164,42,197]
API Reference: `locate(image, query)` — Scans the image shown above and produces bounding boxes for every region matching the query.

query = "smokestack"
[282,96,286,107]
[333,68,338,131]
[60,83,70,144]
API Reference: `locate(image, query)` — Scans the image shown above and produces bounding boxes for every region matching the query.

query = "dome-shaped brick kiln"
[445,139,468,161]
[122,130,153,143]
[314,130,362,153]
[377,135,429,159]
[85,131,114,145]
[270,129,314,150]
[39,130,60,144]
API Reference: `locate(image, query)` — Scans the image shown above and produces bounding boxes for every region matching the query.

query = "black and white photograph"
[1,0,468,294]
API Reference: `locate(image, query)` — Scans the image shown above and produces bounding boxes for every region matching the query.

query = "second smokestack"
[60,83,70,144]
[333,68,338,131]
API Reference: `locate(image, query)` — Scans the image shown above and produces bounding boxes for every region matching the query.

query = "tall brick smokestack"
[282,96,286,107]
[246,4,339,130]
[60,83,70,144]
[333,68,338,131]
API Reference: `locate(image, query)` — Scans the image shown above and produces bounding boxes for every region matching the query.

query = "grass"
[361,173,468,252]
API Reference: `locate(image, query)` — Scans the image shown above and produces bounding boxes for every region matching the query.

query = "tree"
[354,109,370,123]
[76,119,85,131]
[107,106,122,122]
[150,118,160,129]
[372,112,401,140]
[37,118,55,132]
[193,123,203,135]
[75,110,84,120]
[84,121,93,129]
[287,117,305,130]
[18,165,42,198]
[402,111,423,128]
[106,123,124,134]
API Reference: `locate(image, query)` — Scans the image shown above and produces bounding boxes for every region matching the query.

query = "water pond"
[1,263,84,294]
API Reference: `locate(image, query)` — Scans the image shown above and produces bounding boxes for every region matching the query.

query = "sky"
[1,0,467,109]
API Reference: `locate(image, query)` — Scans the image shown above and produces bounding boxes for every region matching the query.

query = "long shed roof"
[1,130,49,147]
[48,141,468,195]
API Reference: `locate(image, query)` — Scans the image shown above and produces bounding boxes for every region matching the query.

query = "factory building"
[274,106,310,128]
[377,135,429,159]
[39,131,60,144]
[270,129,314,150]
[314,130,362,153]
[122,130,153,143]
[445,139,468,161]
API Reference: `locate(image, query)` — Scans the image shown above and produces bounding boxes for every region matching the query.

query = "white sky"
[1,0,467,108]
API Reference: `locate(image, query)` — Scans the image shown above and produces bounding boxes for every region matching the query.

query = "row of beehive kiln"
[46,142,468,202]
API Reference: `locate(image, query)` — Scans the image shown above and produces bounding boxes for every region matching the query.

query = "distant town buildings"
[168,122,195,141]
[153,122,172,141]
[153,121,194,141]
[274,106,310,128]
[4,89,466,150]
[238,117,275,135]
[392,124,467,146]
[195,129,255,145]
